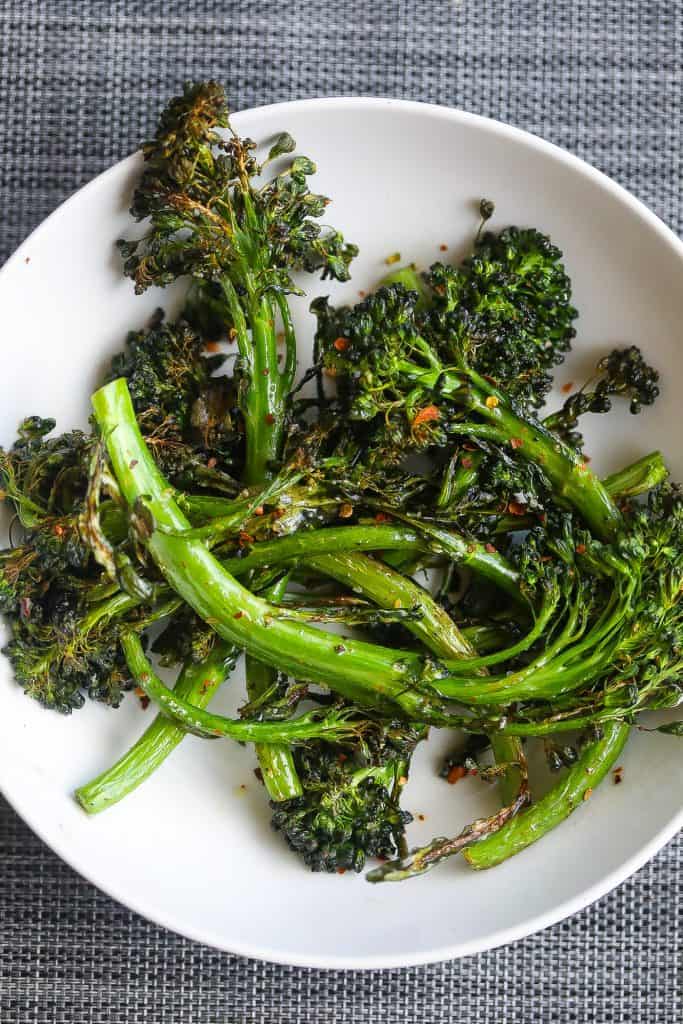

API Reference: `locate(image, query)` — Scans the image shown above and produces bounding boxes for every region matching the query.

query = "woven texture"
[0,0,681,1020]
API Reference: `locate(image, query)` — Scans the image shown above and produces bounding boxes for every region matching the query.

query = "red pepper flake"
[254,505,265,516]
[577,463,587,473]
[417,813,426,822]
[460,456,473,469]
[439,243,448,252]
[234,611,244,619]
[561,381,574,394]
[204,340,220,353]
[510,437,524,450]
[53,523,65,538]
[200,679,212,695]
[337,868,347,875]
[447,765,467,785]
[20,597,32,619]
[207,456,217,469]
[613,766,624,785]
[264,413,276,425]
[333,336,350,352]
[338,752,348,763]
[575,543,587,555]
[272,506,285,520]
[129,459,138,469]
[485,543,497,554]
[374,511,392,523]
[412,404,440,427]
[262,367,269,376]
[508,500,527,516]
[238,531,254,547]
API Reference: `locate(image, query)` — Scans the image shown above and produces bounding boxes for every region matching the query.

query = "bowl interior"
[0,98,681,968]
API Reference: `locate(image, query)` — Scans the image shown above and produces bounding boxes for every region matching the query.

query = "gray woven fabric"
[0,0,681,1020]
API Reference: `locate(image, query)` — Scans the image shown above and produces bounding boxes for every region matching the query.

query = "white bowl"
[0,98,681,969]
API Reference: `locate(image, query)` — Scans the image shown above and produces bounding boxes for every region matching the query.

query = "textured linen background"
[0,2,681,1022]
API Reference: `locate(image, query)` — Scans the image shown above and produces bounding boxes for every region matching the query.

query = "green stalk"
[458,387,622,540]
[489,733,527,806]
[460,624,512,653]
[75,640,239,814]
[120,634,364,743]
[244,293,288,484]
[437,451,484,508]
[603,451,667,498]
[221,524,423,574]
[464,720,630,868]
[227,247,301,798]
[306,551,473,659]
[398,360,623,540]
[246,574,302,802]
[92,380,443,722]
[388,515,523,604]
[223,522,520,605]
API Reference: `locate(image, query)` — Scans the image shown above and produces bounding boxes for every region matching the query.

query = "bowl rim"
[1,95,681,969]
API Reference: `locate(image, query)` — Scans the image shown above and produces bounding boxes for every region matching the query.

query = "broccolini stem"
[464,720,629,868]
[74,640,239,814]
[437,450,484,508]
[489,733,528,807]
[243,292,288,484]
[222,522,520,603]
[366,785,529,883]
[602,451,667,499]
[306,551,474,659]
[400,362,623,540]
[454,391,622,540]
[120,633,365,743]
[221,524,423,574]
[246,574,302,802]
[385,515,523,604]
